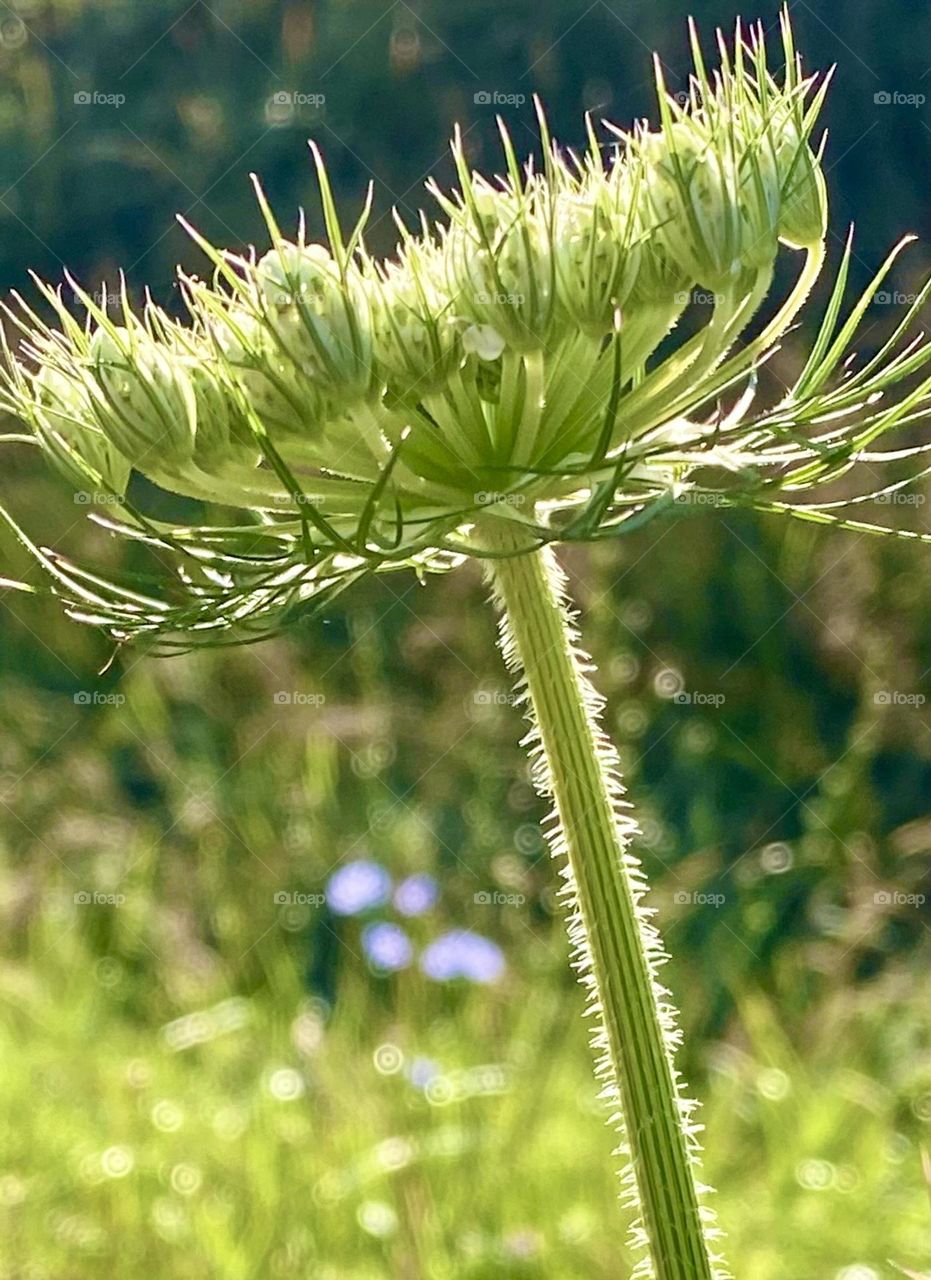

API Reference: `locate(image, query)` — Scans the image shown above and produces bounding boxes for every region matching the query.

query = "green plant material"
[2,14,930,643]
[3,827,931,1280]
[485,522,723,1277]
[2,10,931,1278]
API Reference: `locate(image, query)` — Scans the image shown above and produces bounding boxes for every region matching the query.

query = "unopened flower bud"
[553,171,642,337]
[88,326,195,466]
[209,307,327,440]
[776,126,826,249]
[184,356,261,473]
[369,245,458,400]
[253,242,374,402]
[638,123,743,289]
[442,182,554,353]
[33,363,131,496]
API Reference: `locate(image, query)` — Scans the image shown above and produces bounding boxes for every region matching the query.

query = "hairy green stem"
[484,521,721,1280]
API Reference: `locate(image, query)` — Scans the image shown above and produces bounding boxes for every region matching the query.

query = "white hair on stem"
[486,529,729,1279]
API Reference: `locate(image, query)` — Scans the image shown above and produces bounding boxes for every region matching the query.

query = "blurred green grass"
[2,842,931,1278]
[2,523,931,1276]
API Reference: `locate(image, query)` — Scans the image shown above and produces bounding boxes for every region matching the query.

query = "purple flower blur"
[362,921,413,972]
[406,1057,440,1088]
[419,930,505,984]
[393,873,439,917]
[326,860,391,916]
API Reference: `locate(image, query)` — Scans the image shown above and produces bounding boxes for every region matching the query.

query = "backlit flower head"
[2,11,930,648]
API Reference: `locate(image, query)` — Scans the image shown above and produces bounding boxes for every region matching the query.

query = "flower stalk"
[485,520,721,1279]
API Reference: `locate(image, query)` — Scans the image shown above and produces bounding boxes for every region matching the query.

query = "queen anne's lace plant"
[3,14,931,1279]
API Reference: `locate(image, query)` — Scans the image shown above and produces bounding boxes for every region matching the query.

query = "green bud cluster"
[364,229,459,401]
[207,304,326,440]
[87,324,195,464]
[251,242,374,401]
[431,164,556,353]
[552,163,642,336]
[1,16,831,521]
[32,361,131,497]
[2,13,929,654]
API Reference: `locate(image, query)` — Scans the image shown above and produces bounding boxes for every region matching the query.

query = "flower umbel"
[3,14,930,642]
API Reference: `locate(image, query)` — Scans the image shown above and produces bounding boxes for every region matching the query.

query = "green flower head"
[1,11,929,647]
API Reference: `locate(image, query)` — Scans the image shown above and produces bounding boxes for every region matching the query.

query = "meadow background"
[1,1,931,1277]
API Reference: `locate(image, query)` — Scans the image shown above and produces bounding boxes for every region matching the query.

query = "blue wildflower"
[361,921,413,972]
[419,929,505,984]
[393,873,439,917]
[326,860,391,916]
